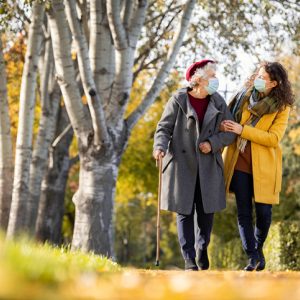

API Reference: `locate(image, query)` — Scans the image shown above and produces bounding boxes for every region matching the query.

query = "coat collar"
[174,87,222,127]
[240,101,251,125]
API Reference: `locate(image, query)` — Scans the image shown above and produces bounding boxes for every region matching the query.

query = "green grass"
[0,235,120,286]
[0,235,299,300]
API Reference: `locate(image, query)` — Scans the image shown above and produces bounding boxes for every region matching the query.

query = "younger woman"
[222,62,294,271]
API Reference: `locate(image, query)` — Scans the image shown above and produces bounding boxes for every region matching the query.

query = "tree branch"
[107,0,128,50]
[90,0,115,106]
[16,3,31,25]
[39,34,53,115]
[132,53,166,83]
[128,0,148,48]
[52,123,72,148]
[76,0,90,43]
[126,0,196,131]
[47,0,92,148]
[144,2,181,25]
[122,0,133,29]
[133,4,182,66]
[65,0,109,146]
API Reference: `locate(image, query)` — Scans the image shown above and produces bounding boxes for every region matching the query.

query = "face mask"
[205,78,219,95]
[254,78,266,92]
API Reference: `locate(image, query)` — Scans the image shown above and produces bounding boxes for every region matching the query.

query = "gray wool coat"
[153,87,236,214]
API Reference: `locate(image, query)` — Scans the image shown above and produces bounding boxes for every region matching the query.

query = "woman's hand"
[222,120,243,135]
[219,121,226,132]
[153,149,165,160]
[199,142,212,154]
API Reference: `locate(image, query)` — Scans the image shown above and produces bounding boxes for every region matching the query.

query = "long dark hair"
[261,61,295,110]
[244,61,295,111]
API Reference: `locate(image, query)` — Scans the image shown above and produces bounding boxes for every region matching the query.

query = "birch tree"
[6,1,45,238]
[35,106,75,244]
[0,37,13,231]
[46,0,195,256]
[27,34,61,232]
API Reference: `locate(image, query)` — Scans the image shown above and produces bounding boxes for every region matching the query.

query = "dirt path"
[62,270,300,300]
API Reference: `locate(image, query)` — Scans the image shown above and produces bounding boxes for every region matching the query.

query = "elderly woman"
[222,62,294,271]
[153,59,236,271]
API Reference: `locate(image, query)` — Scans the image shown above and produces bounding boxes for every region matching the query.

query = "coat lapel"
[201,96,221,131]
[175,89,222,141]
[240,101,251,125]
[174,88,197,120]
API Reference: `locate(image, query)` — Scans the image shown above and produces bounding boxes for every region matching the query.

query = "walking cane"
[155,155,163,266]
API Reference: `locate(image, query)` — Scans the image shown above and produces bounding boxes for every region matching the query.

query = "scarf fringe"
[238,138,248,153]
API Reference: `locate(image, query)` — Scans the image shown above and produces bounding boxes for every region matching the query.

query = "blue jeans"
[231,170,272,259]
[176,175,214,260]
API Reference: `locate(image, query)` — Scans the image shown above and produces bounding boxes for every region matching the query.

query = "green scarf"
[229,87,279,152]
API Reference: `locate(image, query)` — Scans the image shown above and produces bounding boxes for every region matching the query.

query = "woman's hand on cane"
[153,149,165,160]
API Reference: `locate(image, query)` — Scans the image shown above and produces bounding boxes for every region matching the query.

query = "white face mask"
[205,78,219,95]
[254,78,266,92]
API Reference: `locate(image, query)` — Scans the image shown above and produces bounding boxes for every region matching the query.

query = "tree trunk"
[0,38,14,231]
[6,1,45,238]
[71,150,117,256]
[47,0,195,255]
[71,125,126,257]
[35,107,74,244]
[27,38,61,232]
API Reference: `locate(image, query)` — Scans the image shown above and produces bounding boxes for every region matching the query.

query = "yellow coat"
[223,102,290,204]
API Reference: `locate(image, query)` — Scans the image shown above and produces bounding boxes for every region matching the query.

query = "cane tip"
[155,260,159,266]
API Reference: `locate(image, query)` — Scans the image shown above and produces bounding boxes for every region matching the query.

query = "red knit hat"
[185,59,215,81]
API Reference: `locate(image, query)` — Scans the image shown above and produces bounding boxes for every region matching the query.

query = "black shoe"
[256,247,265,271]
[244,257,259,271]
[184,258,198,271]
[196,249,209,270]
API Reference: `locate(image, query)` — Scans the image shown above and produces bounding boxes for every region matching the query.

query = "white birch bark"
[27,38,61,232]
[6,1,45,238]
[106,0,147,128]
[89,0,115,105]
[77,0,89,44]
[0,37,14,231]
[64,0,109,145]
[47,0,92,148]
[71,149,119,256]
[121,0,133,29]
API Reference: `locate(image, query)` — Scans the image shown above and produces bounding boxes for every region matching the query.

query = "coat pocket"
[215,152,224,170]
[162,152,174,173]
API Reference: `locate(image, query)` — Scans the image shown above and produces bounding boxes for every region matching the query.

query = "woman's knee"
[255,203,272,220]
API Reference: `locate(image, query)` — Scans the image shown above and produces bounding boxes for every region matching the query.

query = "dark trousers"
[230,170,272,259]
[176,175,214,260]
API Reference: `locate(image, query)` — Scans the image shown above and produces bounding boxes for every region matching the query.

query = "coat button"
[182,150,186,153]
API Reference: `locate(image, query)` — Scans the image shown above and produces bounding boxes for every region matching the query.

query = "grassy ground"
[0,238,299,300]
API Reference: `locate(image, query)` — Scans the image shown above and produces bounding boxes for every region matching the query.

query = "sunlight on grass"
[0,234,120,299]
[0,235,299,300]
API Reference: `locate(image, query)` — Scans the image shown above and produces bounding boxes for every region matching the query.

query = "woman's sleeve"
[240,106,290,147]
[153,97,179,153]
[207,102,237,153]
